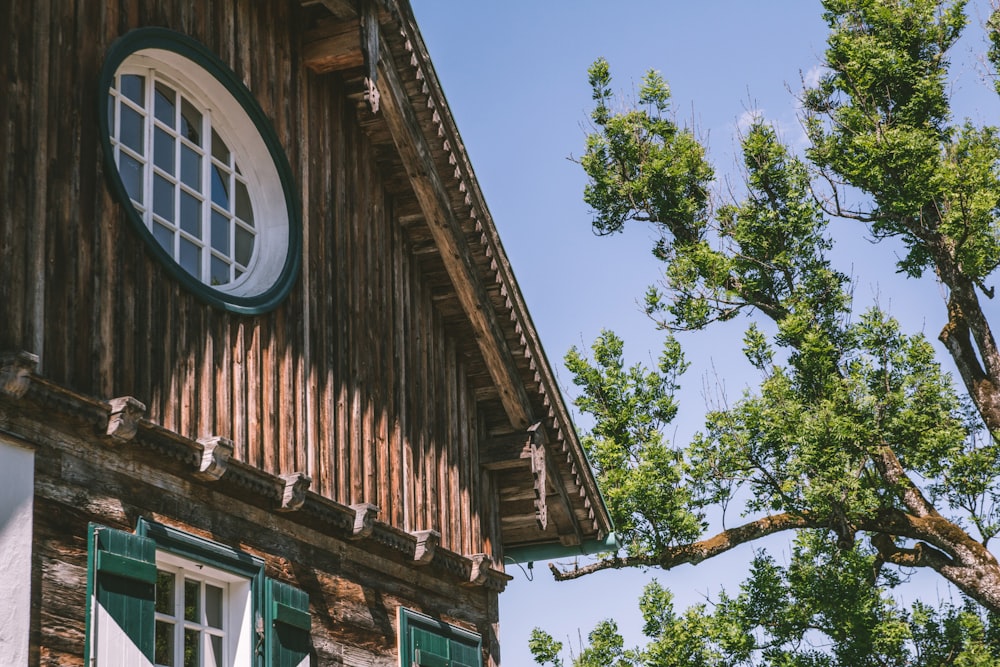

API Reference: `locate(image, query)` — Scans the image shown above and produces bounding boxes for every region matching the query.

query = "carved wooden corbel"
[0,351,38,399]
[412,529,440,565]
[360,0,380,113]
[194,437,233,481]
[349,503,379,539]
[278,472,312,511]
[462,553,493,587]
[528,422,548,530]
[364,76,380,114]
[106,396,146,443]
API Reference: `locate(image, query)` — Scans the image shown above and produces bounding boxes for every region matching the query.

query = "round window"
[98,28,300,314]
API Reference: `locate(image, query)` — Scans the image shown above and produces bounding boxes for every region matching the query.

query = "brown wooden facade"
[0,1,612,665]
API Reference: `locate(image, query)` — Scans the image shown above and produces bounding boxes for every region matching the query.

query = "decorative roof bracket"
[0,351,38,399]
[360,0,380,113]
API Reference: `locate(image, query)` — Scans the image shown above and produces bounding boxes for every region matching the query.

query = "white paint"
[156,551,254,665]
[92,604,155,667]
[0,437,34,666]
[113,47,292,301]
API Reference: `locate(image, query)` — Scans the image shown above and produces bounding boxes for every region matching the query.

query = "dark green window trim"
[97,26,301,315]
[136,517,264,580]
[398,608,483,667]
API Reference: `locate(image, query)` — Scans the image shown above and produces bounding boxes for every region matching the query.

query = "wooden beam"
[532,425,583,546]
[529,431,547,530]
[0,351,37,399]
[278,472,312,511]
[545,445,583,546]
[300,0,357,20]
[484,425,584,544]
[105,396,145,444]
[375,35,533,430]
[360,0,380,112]
[411,529,439,565]
[480,431,531,470]
[194,436,233,481]
[348,502,379,539]
[302,18,362,74]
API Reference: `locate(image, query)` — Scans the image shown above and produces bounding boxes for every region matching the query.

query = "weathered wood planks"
[0,0,499,560]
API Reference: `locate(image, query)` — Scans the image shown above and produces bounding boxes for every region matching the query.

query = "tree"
[534,0,1000,663]
[537,532,1000,665]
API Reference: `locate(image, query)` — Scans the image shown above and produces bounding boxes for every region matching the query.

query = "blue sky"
[410,2,1000,664]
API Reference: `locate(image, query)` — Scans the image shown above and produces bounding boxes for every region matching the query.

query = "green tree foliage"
[535,533,1000,665]
[534,0,1000,663]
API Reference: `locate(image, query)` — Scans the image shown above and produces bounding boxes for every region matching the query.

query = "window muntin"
[154,555,246,667]
[98,28,301,314]
[87,520,310,666]
[108,70,258,288]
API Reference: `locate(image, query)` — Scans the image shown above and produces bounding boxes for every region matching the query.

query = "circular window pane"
[99,28,300,314]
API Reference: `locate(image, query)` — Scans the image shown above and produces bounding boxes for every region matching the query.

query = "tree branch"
[870,531,956,571]
[549,512,814,581]
[870,443,939,519]
[939,287,1000,434]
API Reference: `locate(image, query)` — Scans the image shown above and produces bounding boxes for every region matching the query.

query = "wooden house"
[0,1,614,665]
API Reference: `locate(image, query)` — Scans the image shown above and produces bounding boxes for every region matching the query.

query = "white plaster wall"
[0,436,34,666]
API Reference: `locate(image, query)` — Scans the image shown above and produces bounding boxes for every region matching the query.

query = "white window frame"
[108,64,259,289]
[154,552,254,667]
[98,28,301,314]
[106,49,290,300]
[87,519,310,667]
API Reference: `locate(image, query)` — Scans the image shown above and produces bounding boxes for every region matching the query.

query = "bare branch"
[549,512,814,581]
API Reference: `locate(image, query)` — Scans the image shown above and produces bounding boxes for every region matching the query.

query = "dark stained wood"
[480,431,532,471]
[302,17,363,73]
[544,450,584,546]
[0,0,608,552]
[3,2,612,664]
[22,419,498,667]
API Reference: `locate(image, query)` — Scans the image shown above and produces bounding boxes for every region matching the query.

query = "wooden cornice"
[299,2,534,431]
[389,3,612,540]
[1,371,513,591]
[374,34,533,430]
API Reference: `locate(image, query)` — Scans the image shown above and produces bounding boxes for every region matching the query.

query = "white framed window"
[86,520,312,667]
[99,28,300,314]
[154,553,253,667]
[108,68,258,288]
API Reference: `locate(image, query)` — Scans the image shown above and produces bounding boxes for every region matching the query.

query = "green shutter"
[412,626,451,666]
[86,523,157,662]
[265,577,311,667]
[401,609,483,667]
[448,638,480,667]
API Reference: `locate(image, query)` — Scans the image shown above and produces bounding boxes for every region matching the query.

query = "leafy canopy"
[532,0,1000,664]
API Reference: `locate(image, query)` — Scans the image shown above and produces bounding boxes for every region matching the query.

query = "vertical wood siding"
[0,0,489,557]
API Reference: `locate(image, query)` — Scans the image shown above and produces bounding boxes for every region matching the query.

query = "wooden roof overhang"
[298,0,613,557]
